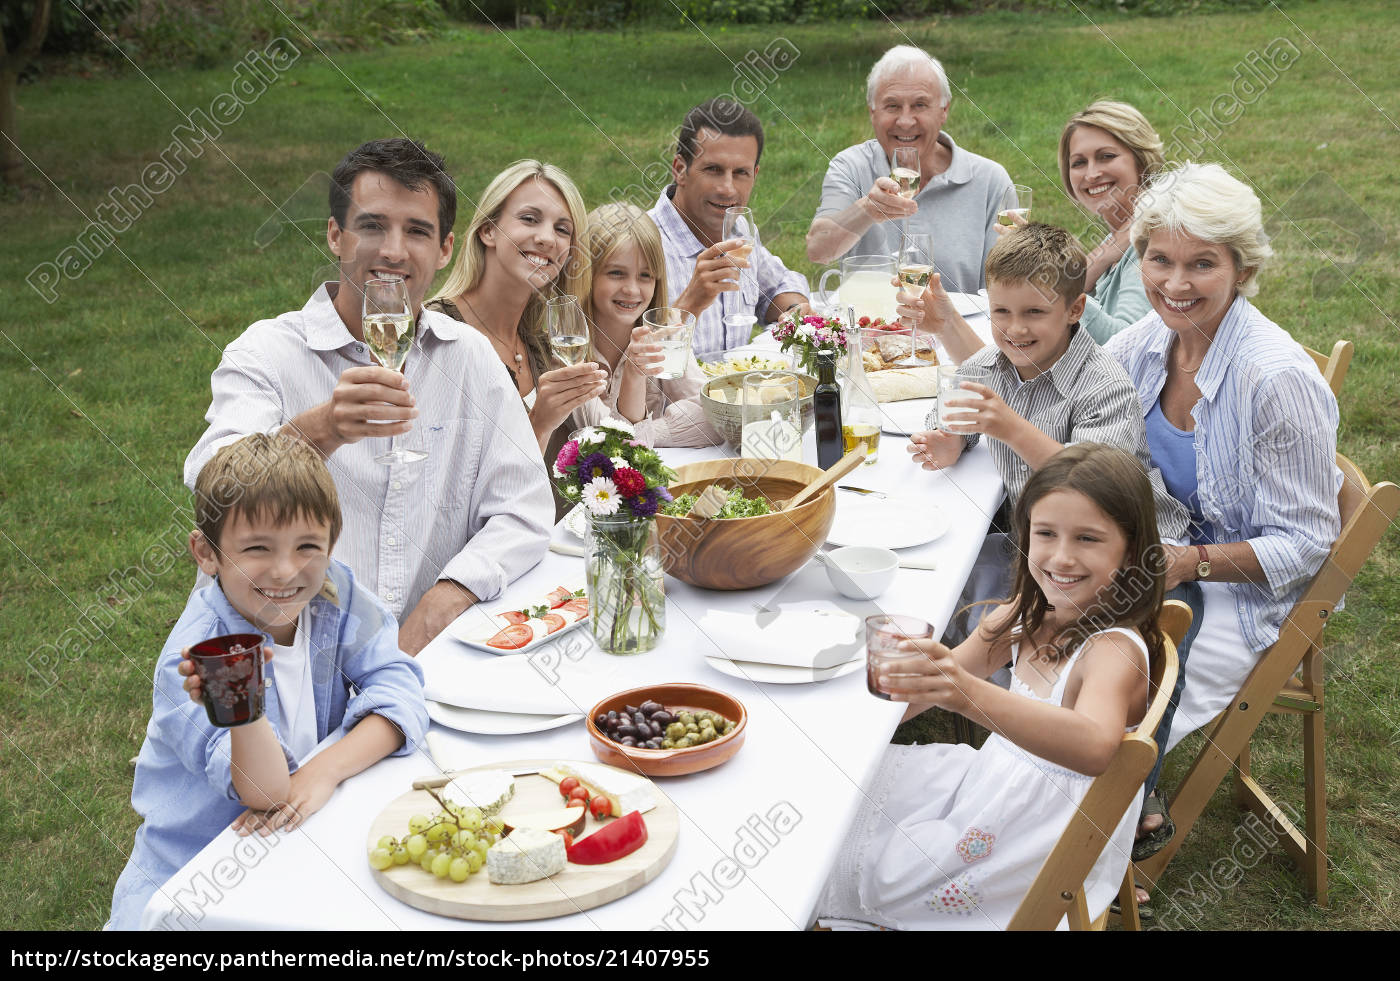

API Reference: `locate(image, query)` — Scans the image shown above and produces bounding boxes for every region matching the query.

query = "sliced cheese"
[542,760,656,818]
[441,769,515,816]
[487,827,566,884]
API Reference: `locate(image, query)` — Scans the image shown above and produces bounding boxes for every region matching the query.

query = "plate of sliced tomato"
[445,584,593,656]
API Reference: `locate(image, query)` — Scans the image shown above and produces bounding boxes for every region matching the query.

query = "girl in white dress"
[818,443,1167,929]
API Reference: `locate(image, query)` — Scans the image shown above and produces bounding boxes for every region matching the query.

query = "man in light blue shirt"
[807,45,1013,294]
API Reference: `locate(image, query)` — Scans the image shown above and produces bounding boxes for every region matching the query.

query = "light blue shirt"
[1107,296,1341,652]
[106,558,428,930]
[1080,246,1152,345]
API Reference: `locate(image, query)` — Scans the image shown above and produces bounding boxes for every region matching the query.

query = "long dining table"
[141,322,1006,933]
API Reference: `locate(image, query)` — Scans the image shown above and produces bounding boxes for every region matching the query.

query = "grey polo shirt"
[815,133,1012,294]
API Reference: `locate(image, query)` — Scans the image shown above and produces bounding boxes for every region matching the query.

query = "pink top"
[573,359,723,448]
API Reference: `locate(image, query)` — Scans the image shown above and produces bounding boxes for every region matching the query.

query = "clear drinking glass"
[937,364,991,432]
[547,295,590,367]
[895,233,935,367]
[362,276,427,465]
[865,614,934,699]
[721,206,760,344]
[741,370,802,462]
[998,184,1033,226]
[643,307,697,380]
[890,146,921,199]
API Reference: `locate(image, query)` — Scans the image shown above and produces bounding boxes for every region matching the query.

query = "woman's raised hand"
[533,362,608,432]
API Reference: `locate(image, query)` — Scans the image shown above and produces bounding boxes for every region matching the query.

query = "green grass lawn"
[3,0,1397,930]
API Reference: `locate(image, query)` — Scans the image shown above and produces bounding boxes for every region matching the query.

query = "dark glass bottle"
[814,349,843,470]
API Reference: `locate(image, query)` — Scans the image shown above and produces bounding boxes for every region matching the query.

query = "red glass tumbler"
[188,633,266,728]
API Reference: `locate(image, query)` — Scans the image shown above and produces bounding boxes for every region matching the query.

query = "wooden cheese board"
[366,759,679,922]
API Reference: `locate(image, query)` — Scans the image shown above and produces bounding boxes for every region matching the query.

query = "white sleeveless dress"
[817,627,1147,930]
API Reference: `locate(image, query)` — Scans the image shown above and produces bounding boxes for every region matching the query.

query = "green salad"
[662,487,773,519]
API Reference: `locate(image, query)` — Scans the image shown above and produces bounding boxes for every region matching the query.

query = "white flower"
[610,455,630,472]
[574,427,602,446]
[583,477,621,516]
[599,416,635,435]
[552,463,565,479]
[797,322,816,339]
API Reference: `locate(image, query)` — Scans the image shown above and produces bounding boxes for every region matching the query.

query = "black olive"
[594,713,607,727]
[606,710,619,722]
[624,704,638,715]
[616,724,637,739]
[619,736,636,747]
[651,710,674,727]
[639,700,663,716]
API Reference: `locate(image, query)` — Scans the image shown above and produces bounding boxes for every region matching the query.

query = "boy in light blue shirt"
[107,434,428,930]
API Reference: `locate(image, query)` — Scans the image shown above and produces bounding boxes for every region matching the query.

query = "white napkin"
[695,607,864,669]
[948,291,989,317]
[417,642,618,716]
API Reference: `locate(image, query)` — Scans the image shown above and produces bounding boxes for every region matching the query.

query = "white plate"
[878,398,936,437]
[827,495,950,549]
[704,654,864,686]
[444,582,590,656]
[426,700,584,735]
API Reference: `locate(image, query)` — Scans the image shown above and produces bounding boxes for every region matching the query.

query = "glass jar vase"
[585,513,666,655]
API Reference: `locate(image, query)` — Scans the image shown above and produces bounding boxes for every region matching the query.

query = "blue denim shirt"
[1106,296,1341,653]
[106,558,427,930]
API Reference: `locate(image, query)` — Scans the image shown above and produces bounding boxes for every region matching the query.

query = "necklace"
[1173,339,1204,374]
[459,295,524,366]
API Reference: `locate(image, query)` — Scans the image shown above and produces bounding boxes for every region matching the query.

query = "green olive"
[722,722,736,735]
[698,728,716,744]
[678,712,695,726]
[661,738,674,749]
[665,722,686,740]
[675,736,693,748]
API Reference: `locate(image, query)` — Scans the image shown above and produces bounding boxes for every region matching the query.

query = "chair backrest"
[1305,339,1353,399]
[1007,599,1189,931]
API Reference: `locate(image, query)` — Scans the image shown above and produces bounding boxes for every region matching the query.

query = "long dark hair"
[981,443,1166,671]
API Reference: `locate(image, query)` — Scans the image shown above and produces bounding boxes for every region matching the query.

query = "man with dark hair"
[649,98,809,356]
[186,138,552,655]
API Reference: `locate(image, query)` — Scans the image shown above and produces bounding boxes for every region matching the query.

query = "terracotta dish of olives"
[586,683,747,777]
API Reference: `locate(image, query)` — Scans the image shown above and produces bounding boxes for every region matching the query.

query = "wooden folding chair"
[1131,454,1398,912]
[1007,600,1189,931]
[1305,339,1353,399]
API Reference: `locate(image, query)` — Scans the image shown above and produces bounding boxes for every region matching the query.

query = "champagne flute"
[895,233,934,367]
[547,295,590,367]
[361,277,427,465]
[721,206,759,348]
[890,147,921,200]
[998,184,1033,226]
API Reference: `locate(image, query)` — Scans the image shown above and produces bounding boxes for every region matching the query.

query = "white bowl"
[820,546,899,600]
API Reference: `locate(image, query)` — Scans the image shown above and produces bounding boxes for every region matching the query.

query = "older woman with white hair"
[805,44,1012,292]
[1106,162,1341,885]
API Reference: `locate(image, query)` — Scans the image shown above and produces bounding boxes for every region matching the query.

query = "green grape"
[451,829,477,851]
[418,852,436,872]
[483,815,506,836]
[431,853,452,879]
[465,850,484,873]
[391,846,409,866]
[448,857,471,883]
[376,835,396,850]
[368,847,393,871]
[407,814,431,835]
[458,806,484,832]
[425,822,453,843]
[405,834,428,861]
[471,838,489,861]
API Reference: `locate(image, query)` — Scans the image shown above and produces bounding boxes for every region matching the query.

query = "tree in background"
[1,0,53,189]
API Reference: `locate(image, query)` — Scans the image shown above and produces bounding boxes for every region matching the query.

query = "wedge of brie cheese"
[486,828,566,884]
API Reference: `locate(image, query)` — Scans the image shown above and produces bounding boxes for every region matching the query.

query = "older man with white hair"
[806,45,1012,294]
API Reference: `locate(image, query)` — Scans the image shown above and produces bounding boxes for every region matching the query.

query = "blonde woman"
[427,160,606,453]
[573,203,721,447]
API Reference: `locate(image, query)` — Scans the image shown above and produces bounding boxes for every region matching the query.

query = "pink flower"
[555,440,580,471]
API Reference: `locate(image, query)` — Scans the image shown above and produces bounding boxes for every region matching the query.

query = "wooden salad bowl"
[655,459,836,590]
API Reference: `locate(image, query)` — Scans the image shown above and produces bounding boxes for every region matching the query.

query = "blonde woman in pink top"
[574,203,722,447]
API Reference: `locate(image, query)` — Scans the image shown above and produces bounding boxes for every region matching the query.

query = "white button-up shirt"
[184,283,553,617]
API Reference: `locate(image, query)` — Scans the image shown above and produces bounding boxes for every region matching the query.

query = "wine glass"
[998,184,1033,227]
[361,277,427,465]
[894,233,934,367]
[721,206,760,347]
[546,295,590,367]
[890,147,921,200]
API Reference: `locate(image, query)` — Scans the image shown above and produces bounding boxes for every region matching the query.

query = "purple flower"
[630,487,660,517]
[578,452,614,481]
[656,486,672,503]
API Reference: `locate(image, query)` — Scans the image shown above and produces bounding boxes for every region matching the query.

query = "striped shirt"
[185,283,554,617]
[1106,296,1341,653]
[649,187,809,358]
[959,324,1190,541]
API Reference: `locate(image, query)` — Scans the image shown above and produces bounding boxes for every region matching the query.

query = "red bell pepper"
[565,810,648,865]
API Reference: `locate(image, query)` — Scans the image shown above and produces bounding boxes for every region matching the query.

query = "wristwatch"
[1195,545,1212,581]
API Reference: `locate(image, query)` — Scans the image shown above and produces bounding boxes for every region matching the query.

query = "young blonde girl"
[573,203,721,447]
[817,443,1165,929]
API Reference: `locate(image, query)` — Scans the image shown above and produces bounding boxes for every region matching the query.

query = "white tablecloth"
[142,315,1005,932]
